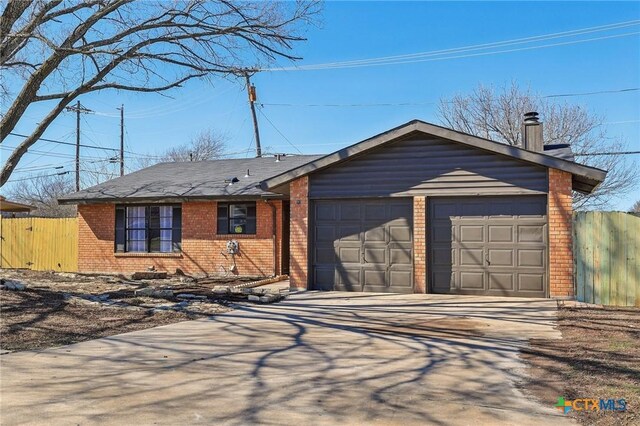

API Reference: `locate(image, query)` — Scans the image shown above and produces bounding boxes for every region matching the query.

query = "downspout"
[265,200,278,277]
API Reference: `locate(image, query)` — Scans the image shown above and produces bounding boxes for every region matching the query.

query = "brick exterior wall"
[413,196,426,293]
[548,168,574,298]
[77,200,283,277]
[289,177,309,290]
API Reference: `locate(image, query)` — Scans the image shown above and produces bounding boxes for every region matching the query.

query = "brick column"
[289,177,309,290]
[413,196,427,293]
[548,168,574,298]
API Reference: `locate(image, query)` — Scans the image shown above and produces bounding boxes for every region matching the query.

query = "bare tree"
[437,82,638,210]
[631,200,640,213]
[5,172,76,217]
[0,0,319,186]
[163,128,226,162]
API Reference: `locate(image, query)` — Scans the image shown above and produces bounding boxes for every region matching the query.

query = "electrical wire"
[263,20,640,71]
[256,107,303,154]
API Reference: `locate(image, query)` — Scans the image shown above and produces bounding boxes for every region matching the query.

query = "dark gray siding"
[308,135,548,198]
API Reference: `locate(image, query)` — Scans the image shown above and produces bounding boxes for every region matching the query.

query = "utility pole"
[117,104,124,176]
[65,101,92,191]
[244,71,262,158]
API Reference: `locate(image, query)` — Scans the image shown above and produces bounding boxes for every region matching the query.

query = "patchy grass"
[0,288,193,352]
[0,269,250,352]
[522,306,640,426]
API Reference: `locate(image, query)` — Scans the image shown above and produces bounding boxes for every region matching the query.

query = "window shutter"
[172,205,182,252]
[217,204,228,234]
[115,206,125,252]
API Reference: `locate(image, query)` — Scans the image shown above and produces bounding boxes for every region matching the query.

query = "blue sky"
[4,1,640,209]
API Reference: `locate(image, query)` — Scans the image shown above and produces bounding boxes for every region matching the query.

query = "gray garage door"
[312,199,413,293]
[430,196,547,297]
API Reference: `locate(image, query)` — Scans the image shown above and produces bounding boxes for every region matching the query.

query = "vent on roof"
[224,177,239,186]
[244,169,250,178]
[274,154,287,162]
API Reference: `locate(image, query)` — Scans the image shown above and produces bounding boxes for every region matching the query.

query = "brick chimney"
[522,111,543,152]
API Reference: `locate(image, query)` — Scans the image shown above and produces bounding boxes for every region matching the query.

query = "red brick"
[77,200,283,276]
[548,168,574,298]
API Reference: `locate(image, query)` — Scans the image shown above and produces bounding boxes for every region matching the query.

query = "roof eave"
[58,193,287,205]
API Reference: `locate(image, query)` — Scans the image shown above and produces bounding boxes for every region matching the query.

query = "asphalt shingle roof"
[59,155,322,203]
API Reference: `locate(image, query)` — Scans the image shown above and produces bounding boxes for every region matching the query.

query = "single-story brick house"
[59,116,606,298]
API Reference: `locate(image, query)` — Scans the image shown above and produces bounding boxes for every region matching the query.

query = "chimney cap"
[524,111,540,123]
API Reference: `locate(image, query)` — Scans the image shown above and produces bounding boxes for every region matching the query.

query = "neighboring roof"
[59,155,322,204]
[0,196,33,212]
[544,144,574,161]
[262,120,607,194]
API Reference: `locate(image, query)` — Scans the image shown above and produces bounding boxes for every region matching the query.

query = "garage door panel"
[335,267,361,290]
[389,270,413,289]
[518,249,544,267]
[460,272,485,289]
[313,199,412,292]
[519,274,545,292]
[364,246,386,264]
[316,204,336,221]
[390,204,412,218]
[389,225,411,242]
[489,225,513,242]
[460,225,483,242]
[338,225,360,241]
[340,204,361,220]
[488,249,513,266]
[315,225,336,242]
[430,196,547,297]
[314,267,335,291]
[315,247,335,264]
[489,273,514,291]
[460,249,483,266]
[364,226,385,242]
[364,204,387,220]
[432,224,453,243]
[432,247,453,267]
[363,269,386,286]
[390,246,412,264]
[518,225,545,243]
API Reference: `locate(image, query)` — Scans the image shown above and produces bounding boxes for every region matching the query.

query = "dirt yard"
[1,270,281,352]
[522,305,640,426]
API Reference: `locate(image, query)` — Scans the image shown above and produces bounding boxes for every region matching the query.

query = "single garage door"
[312,199,413,293]
[430,196,547,297]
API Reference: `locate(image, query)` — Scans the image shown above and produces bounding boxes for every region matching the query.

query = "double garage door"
[311,196,548,297]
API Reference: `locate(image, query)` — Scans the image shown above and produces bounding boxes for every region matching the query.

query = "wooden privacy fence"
[0,217,78,272]
[574,211,639,307]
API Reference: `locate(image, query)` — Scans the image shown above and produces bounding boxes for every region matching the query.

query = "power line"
[256,106,303,154]
[543,88,640,98]
[5,171,70,184]
[575,151,640,156]
[260,87,640,108]
[6,132,165,159]
[263,20,640,71]
[8,132,119,152]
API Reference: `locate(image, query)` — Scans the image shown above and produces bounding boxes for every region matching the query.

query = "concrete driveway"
[0,293,571,425]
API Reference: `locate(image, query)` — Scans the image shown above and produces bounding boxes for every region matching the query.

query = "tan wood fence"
[0,217,78,272]
[574,211,639,307]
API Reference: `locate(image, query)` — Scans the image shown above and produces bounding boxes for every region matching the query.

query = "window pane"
[217,204,229,234]
[115,207,125,252]
[230,204,247,219]
[230,218,247,234]
[159,206,173,228]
